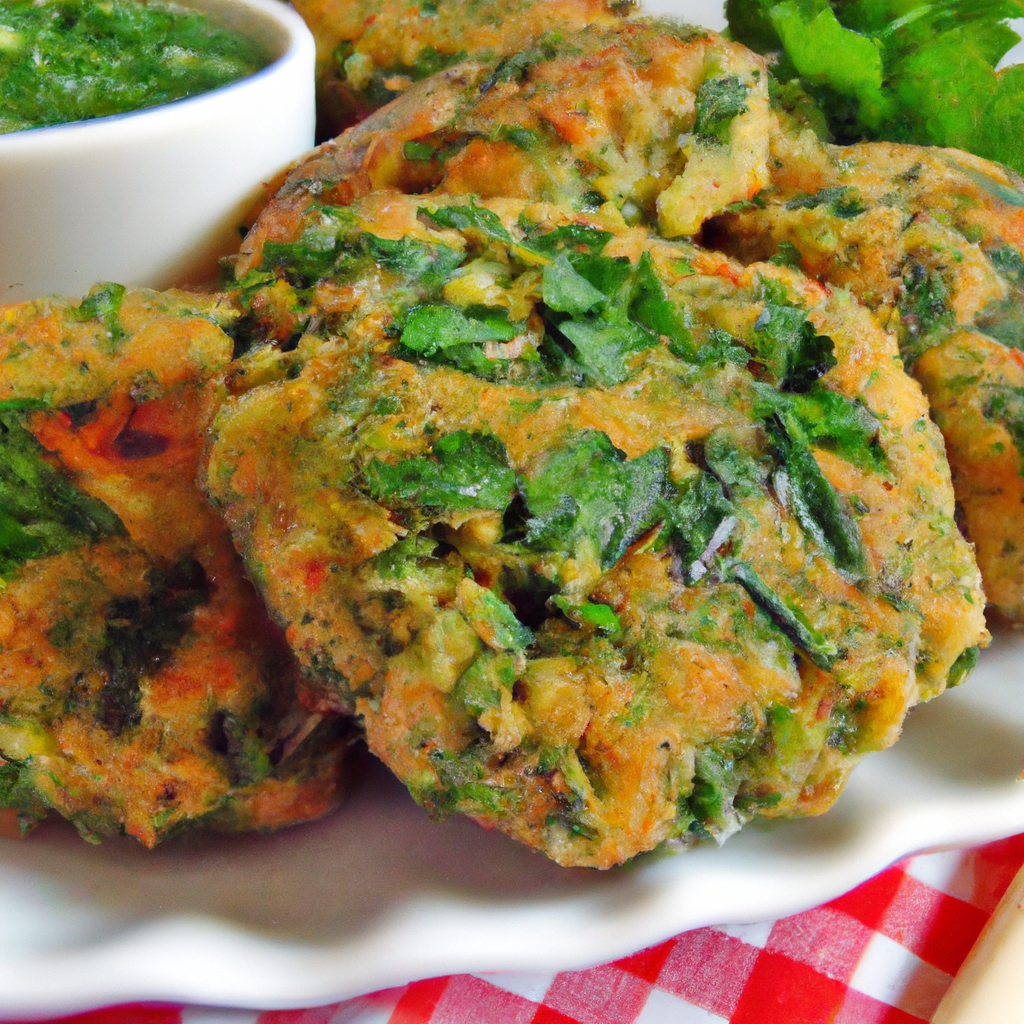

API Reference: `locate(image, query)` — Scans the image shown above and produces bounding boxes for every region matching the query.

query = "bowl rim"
[0,0,314,149]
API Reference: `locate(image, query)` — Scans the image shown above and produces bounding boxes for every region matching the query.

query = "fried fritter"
[704,127,1024,621]
[294,0,629,136]
[0,287,349,845]
[234,17,771,310]
[206,196,987,867]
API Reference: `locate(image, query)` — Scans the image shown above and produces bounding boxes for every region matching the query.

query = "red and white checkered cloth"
[10,834,1024,1024]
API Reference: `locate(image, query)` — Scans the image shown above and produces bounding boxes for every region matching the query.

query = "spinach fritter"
[293,0,629,137]
[206,197,986,867]
[0,288,349,845]
[705,125,1024,621]
[234,16,772,312]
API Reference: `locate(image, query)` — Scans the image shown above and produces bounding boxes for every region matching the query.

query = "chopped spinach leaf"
[987,243,1024,288]
[784,186,865,218]
[479,42,554,92]
[490,124,544,149]
[552,598,623,635]
[99,558,209,735]
[684,747,741,837]
[753,280,837,391]
[556,318,651,386]
[361,234,464,285]
[67,282,127,352]
[947,644,980,687]
[542,254,607,316]
[768,413,867,576]
[898,262,955,361]
[403,140,436,161]
[768,241,804,268]
[520,432,669,568]
[408,44,467,79]
[524,223,612,256]
[754,383,885,473]
[692,328,751,366]
[365,430,516,511]
[628,252,695,356]
[400,304,522,357]
[983,384,1024,469]
[0,408,125,580]
[729,560,838,669]
[460,584,534,651]
[567,252,634,299]
[659,471,737,583]
[420,201,513,245]
[694,75,750,142]
[455,652,519,714]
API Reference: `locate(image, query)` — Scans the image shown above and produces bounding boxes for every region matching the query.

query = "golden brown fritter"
[0,287,349,845]
[205,195,987,867]
[705,123,1024,621]
[295,0,629,136]
[234,17,772,309]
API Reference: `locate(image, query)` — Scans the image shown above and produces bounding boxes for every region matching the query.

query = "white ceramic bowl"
[0,0,315,303]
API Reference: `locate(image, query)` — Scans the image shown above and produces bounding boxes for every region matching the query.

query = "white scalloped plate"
[3,0,1024,1016]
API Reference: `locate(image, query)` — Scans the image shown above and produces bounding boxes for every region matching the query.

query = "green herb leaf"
[67,283,127,352]
[947,644,980,687]
[400,304,522,356]
[694,75,750,141]
[525,224,612,256]
[365,430,516,511]
[521,432,669,568]
[983,384,1024,469]
[361,233,464,284]
[898,262,955,362]
[659,471,737,582]
[754,383,885,473]
[769,413,867,577]
[558,319,650,386]
[403,140,436,161]
[730,560,838,669]
[628,251,695,356]
[753,281,837,391]
[0,407,125,581]
[542,254,608,316]
[420,201,513,245]
[460,583,534,651]
[99,557,209,735]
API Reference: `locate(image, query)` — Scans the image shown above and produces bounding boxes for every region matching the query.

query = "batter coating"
[207,197,987,867]
[0,287,349,845]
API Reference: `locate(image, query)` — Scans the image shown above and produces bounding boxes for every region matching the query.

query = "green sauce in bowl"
[0,0,268,134]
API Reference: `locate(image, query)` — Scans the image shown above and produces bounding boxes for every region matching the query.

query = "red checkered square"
[389,978,450,1024]
[832,989,927,1024]
[0,1006,181,1024]
[827,866,907,931]
[765,906,874,982]
[428,976,537,1024]
[960,833,1024,913]
[729,950,847,1024]
[611,941,675,983]
[655,927,760,1017]
[541,965,653,1024]
[878,874,988,975]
